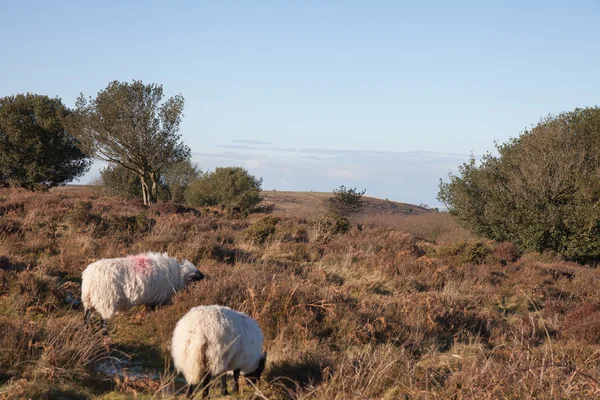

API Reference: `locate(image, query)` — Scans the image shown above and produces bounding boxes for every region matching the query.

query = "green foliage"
[438,107,600,263]
[314,213,351,243]
[98,164,170,201]
[98,164,143,199]
[327,185,366,217]
[243,216,280,244]
[184,167,263,214]
[162,160,201,203]
[435,241,493,265]
[0,94,91,190]
[69,80,190,204]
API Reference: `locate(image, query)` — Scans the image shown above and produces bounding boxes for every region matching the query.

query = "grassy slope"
[2,187,600,399]
[261,190,430,219]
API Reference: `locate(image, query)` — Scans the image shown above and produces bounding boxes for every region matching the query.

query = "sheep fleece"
[81,252,194,319]
[171,305,264,384]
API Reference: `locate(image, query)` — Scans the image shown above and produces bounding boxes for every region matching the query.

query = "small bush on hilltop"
[439,106,600,263]
[184,166,263,214]
[327,185,366,217]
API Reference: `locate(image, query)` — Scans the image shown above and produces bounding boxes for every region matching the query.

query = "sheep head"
[180,260,205,284]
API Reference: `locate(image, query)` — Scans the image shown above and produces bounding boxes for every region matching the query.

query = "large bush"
[184,167,263,213]
[438,107,600,262]
[98,164,169,201]
[162,160,201,203]
[0,94,91,189]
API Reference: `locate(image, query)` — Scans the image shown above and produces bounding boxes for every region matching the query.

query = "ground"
[1,186,600,399]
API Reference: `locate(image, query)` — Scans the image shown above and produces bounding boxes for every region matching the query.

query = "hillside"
[2,187,600,399]
[262,190,431,219]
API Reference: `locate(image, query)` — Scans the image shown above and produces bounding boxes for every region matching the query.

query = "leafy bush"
[313,213,351,243]
[162,160,201,203]
[439,107,600,263]
[435,241,493,264]
[243,216,280,244]
[98,164,169,201]
[327,185,366,217]
[184,167,263,214]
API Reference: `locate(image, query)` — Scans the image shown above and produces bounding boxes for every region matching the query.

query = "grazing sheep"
[171,305,267,398]
[82,252,204,331]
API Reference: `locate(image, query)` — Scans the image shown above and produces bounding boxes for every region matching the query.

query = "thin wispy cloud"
[231,139,272,146]
[191,141,472,206]
[76,140,470,207]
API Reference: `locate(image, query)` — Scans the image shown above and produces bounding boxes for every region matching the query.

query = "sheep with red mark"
[81,252,204,332]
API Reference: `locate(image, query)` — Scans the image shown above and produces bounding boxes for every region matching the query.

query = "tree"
[327,185,366,217]
[184,167,263,214]
[0,94,90,190]
[68,80,190,205]
[438,107,600,262]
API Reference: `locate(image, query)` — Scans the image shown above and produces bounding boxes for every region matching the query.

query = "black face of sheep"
[245,352,267,384]
[186,270,205,283]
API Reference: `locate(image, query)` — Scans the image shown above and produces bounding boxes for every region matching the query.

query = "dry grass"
[262,191,430,220]
[2,187,600,398]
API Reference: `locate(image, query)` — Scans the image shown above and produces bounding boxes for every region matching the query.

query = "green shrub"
[327,185,366,217]
[184,167,263,214]
[439,107,600,263]
[98,164,169,201]
[435,241,493,265]
[243,216,280,244]
[162,160,201,203]
[313,213,351,243]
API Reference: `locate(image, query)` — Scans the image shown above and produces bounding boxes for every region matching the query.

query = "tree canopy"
[438,106,600,263]
[0,94,90,190]
[68,80,190,204]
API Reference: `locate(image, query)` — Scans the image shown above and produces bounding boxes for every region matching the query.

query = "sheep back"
[171,305,264,385]
[81,252,188,319]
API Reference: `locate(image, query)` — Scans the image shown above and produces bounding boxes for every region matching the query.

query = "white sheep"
[171,305,267,398]
[81,252,204,331]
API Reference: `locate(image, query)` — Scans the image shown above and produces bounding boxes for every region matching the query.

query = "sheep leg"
[84,309,92,325]
[186,383,198,398]
[233,369,240,393]
[101,319,108,336]
[200,373,212,399]
[220,374,228,395]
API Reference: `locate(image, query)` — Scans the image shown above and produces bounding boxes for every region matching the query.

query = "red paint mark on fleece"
[130,255,152,274]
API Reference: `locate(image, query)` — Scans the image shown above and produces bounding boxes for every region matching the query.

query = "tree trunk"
[140,175,150,206]
[149,172,158,204]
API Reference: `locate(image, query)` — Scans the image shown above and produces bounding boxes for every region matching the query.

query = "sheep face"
[244,352,267,384]
[180,260,205,284]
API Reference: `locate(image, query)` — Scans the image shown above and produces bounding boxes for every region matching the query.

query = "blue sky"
[1,1,599,206]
